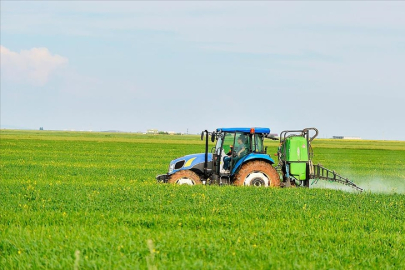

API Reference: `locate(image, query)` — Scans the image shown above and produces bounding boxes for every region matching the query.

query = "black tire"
[168,170,202,185]
[233,161,280,187]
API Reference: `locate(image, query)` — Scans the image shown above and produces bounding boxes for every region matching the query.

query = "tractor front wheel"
[233,161,280,187]
[168,170,202,185]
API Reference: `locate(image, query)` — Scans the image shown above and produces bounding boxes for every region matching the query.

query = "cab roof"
[216,127,270,134]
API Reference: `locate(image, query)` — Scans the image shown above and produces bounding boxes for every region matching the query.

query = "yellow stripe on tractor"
[184,157,196,167]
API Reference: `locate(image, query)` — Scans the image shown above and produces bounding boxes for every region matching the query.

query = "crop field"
[1,130,405,269]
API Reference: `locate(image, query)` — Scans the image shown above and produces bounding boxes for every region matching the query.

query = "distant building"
[167,131,176,135]
[147,129,159,134]
[333,136,362,140]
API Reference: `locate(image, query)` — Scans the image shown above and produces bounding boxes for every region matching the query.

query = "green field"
[1,130,405,269]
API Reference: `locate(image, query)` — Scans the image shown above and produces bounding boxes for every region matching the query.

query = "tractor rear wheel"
[233,161,280,187]
[168,170,202,185]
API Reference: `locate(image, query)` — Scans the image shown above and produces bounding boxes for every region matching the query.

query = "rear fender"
[231,153,275,175]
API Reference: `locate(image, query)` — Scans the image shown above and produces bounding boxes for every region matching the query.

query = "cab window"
[253,134,265,153]
[222,133,235,155]
[234,132,250,158]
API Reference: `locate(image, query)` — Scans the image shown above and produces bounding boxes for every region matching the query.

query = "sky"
[1,1,404,140]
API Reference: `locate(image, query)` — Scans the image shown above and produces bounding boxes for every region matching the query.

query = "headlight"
[168,163,175,173]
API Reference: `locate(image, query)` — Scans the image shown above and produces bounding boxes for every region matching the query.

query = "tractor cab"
[213,128,272,176]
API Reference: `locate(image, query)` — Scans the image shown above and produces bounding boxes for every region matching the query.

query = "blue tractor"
[156,127,280,186]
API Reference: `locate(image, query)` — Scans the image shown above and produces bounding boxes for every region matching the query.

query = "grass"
[1,130,405,269]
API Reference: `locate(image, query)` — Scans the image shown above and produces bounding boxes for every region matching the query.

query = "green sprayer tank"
[280,136,308,180]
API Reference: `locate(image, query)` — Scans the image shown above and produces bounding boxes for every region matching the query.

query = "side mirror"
[266,134,279,141]
[201,131,205,141]
[211,132,216,142]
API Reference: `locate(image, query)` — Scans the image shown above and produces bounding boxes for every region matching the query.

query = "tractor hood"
[168,153,212,174]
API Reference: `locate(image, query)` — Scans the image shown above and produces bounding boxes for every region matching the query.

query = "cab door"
[230,132,251,170]
[214,132,235,173]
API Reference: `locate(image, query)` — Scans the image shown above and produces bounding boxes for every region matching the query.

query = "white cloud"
[0,46,68,85]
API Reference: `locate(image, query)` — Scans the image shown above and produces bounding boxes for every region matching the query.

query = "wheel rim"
[176,178,195,185]
[244,172,269,186]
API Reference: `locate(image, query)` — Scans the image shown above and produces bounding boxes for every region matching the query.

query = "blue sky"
[1,1,404,140]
